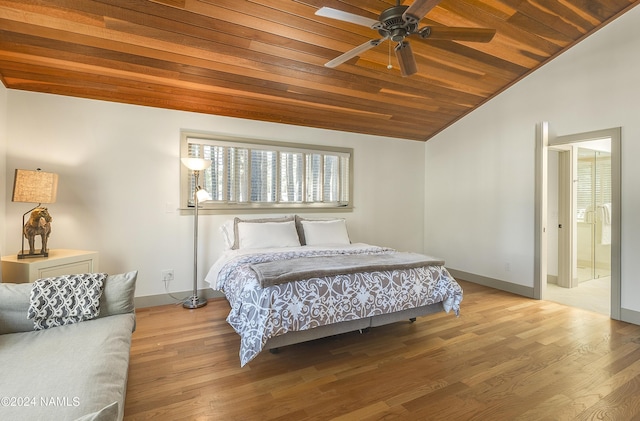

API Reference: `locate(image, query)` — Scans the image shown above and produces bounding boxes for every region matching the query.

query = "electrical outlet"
[161,269,174,283]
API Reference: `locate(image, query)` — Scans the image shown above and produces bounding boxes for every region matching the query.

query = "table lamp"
[12,168,59,259]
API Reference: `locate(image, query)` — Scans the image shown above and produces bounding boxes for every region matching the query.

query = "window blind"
[182,132,352,209]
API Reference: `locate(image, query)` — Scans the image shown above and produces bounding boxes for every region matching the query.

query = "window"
[181,131,353,210]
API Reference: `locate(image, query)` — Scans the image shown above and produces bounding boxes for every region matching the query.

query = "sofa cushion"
[0,313,135,421]
[0,270,137,335]
[0,282,32,334]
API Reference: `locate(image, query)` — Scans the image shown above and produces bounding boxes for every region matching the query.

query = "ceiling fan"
[316,0,496,76]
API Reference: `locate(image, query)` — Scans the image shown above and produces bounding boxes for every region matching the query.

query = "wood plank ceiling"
[0,0,638,141]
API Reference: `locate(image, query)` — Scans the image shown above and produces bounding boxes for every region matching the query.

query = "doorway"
[547,140,612,315]
[534,123,621,320]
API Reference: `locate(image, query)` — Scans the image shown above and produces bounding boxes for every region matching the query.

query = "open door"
[556,149,575,288]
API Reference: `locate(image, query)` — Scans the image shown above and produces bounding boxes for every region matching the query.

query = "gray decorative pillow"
[27,273,107,330]
[97,271,137,319]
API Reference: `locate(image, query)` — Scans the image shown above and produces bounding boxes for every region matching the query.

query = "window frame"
[180,130,354,212]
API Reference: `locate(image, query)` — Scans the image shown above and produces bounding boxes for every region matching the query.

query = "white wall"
[3,91,425,298]
[0,82,7,278]
[425,5,640,316]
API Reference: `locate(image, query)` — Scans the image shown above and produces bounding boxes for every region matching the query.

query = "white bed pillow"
[236,220,301,249]
[301,219,350,246]
[232,216,295,249]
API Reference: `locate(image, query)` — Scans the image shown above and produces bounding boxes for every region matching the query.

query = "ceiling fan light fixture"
[390,28,406,42]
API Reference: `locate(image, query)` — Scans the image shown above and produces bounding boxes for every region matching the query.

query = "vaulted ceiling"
[0,0,638,141]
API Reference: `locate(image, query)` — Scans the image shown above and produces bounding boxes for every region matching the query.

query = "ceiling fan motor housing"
[375,5,418,42]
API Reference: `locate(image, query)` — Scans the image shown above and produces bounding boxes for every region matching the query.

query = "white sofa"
[0,271,137,421]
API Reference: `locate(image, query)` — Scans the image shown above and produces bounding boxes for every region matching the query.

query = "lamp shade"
[181,157,212,171]
[12,169,58,204]
[195,188,212,203]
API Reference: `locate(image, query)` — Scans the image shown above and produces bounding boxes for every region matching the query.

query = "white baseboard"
[448,268,640,327]
[447,268,535,298]
[621,308,640,325]
[134,288,224,308]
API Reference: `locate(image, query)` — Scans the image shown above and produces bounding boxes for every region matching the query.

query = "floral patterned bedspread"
[205,244,463,366]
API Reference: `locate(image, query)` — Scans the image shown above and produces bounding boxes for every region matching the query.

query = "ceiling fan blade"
[403,0,442,24]
[325,38,386,68]
[315,7,378,28]
[418,26,496,43]
[395,41,418,77]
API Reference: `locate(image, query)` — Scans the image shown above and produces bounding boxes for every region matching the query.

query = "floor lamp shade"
[181,157,211,172]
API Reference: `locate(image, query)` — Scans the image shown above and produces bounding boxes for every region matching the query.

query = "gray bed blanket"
[250,252,445,287]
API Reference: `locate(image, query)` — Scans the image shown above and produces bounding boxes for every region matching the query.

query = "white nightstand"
[1,249,99,283]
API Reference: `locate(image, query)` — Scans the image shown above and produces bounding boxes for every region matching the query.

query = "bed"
[204,216,463,366]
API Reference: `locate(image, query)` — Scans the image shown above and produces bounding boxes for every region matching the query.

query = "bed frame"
[265,302,445,352]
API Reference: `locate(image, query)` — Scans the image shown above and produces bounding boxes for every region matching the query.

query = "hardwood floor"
[124,280,640,420]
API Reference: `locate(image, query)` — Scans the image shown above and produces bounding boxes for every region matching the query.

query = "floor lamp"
[181,157,212,309]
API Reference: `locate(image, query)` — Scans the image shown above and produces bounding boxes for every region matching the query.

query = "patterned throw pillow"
[27,273,107,330]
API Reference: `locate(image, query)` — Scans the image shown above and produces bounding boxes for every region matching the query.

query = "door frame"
[535,123,621,320]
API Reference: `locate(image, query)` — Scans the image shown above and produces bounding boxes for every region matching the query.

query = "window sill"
[180,203,353,215]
